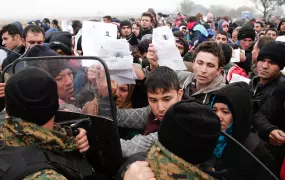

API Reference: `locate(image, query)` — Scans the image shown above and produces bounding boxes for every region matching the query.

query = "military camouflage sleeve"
[117,106,151,129]
[23,169,67,180]
[120,132,158,157]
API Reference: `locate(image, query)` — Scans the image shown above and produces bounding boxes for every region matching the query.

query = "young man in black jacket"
[251,42,285,168]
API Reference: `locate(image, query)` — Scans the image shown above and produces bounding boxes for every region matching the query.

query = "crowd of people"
[0,8,285,180]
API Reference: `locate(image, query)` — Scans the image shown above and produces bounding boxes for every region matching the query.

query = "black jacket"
[253,76,285,141]
[249,74,285,115]
[2,45,25,71]
[205,82,279,180]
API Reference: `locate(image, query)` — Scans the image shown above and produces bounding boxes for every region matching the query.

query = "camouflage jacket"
[147,142,214,180]
[0,117,77,180]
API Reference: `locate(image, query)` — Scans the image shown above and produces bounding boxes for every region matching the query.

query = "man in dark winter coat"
[251,42,285,168]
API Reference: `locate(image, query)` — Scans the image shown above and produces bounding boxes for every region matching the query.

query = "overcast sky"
[1,0,254,19]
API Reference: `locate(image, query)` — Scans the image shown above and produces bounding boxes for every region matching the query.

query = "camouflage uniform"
[147,142,214,180]
[0,117,77,180]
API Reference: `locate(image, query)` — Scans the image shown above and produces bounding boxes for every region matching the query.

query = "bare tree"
[251,0,285,20]
[180,0,195,15]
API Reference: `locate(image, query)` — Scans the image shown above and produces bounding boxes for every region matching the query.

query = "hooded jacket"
[182,73,226,104]
[204,82,279,179]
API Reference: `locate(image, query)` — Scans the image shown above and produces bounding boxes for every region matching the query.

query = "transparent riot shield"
[5,56,122,179]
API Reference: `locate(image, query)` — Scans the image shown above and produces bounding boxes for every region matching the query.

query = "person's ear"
[178,89,183,101]
[217,67,223,76]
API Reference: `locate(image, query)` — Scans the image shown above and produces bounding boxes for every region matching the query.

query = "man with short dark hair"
[2,24,45,70]
[255,22,264,34]
[265,28,278,40]
[103,16,112,23]
[1,24,23,50]
[139,12,154,39]
[215,31,228,44]
[251,42,285,167]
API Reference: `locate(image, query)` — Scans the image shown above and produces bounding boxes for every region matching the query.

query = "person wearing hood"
[217,19,230,34]
[202,82,279,179]
[237,27,255,74]
[120,20,138,47]
[187,16,209,47]
[175,37,189,57]
[278,19,285,36]
[48,31,72,55]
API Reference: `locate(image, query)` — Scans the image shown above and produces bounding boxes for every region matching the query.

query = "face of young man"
[257,58,280,84]
[121,26,132,37]
[240,38,253,50]
[215,34,228,44]
[265,30,277,40]
[148,88,183,121]
[24,31,44,48]
[193,52,222,88]
[254,23,262,33]
[2,32,20,50]
[141,16,152,29]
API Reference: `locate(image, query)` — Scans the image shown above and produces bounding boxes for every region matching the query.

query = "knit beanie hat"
[238,27,255,41]
[120,20,132,29]
[49,32,72,55]
[158,100,221,165]
[257,41,285,69]
[5,67,59,126]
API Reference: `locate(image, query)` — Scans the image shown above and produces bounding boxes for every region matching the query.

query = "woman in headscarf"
[202,82,279,180]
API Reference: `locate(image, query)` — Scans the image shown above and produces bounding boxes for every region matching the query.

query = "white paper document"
[82,21,117,58]
[152,26,186,70]
[81,22,135,84]
[231,49,241,63]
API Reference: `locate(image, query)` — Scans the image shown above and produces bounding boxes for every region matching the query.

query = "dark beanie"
[49,32,72,55]
[5,67,59,126]
[26,45,70,77]
[221,43,232,65]
[238,27,255,41]
[120,20,132,29]
[158,100,221,165]
[257,41,285,69]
